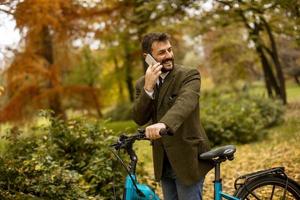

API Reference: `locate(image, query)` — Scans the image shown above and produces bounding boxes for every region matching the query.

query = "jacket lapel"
[157,66,177,109]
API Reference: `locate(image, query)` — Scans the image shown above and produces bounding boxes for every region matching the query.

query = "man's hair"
[141,32,170,53]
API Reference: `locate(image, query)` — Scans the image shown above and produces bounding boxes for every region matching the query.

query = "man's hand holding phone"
[144,63,163,92]
[144,54,162,92]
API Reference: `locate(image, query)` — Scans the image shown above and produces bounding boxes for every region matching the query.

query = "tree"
[202,26,261,85]
[188,0,299,104]
[0,0,116,122]
[209,0,289,103]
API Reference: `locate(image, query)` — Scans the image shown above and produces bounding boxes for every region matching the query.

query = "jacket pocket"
[167,94,177,106]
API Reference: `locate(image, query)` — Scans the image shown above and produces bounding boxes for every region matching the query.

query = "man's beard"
[161,58,174,73]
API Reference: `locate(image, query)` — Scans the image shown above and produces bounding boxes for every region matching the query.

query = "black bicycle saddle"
[199,145,236,160]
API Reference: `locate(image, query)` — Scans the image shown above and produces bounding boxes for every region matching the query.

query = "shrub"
[0,111,146,199]
[201,90,284,146]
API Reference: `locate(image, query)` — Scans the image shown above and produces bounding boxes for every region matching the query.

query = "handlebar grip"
[159,128,173,136]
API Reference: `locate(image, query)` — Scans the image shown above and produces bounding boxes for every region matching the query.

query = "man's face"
[151,40,174,72]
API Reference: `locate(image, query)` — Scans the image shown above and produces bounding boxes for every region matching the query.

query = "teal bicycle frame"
[124,174,159,200]
[215,181,239,200]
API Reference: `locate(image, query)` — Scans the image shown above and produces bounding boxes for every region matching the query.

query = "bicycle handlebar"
[110,128,172,150]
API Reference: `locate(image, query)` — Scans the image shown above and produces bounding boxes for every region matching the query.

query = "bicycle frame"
[214,181,240,200]
[112,132,242,200]
[124,174,160,200]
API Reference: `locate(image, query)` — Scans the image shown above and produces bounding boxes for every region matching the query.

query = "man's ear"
[143,53,147,58]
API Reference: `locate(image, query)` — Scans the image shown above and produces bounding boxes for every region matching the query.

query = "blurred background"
[0,0,299,199]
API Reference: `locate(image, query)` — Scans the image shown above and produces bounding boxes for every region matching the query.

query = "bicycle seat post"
[214,157,226,183]
[214,157,228,200]
[215,160,221,182]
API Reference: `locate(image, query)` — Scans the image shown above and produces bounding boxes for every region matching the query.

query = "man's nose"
[165,51,173,59]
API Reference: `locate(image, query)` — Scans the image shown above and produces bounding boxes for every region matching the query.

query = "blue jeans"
[161,176,204,200]
[161,152,204,200]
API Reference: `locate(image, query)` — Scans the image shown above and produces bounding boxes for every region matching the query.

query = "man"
[132,32,213,200]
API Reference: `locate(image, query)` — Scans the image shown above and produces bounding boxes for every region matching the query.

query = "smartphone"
[145,54,158,66]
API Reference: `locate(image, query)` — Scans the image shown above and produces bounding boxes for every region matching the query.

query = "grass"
[286,83,300,102]
[248,81,300,102]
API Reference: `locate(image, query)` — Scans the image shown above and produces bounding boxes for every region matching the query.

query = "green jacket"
[132,65,213,186]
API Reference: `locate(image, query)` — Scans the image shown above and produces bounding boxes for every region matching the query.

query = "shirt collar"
[160,72,169,80]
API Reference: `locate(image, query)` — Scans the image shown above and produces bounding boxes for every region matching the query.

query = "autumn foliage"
[0,0,299,122]
[0,0,118,122]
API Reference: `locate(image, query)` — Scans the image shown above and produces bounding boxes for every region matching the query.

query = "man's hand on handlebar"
[145,123,166,140]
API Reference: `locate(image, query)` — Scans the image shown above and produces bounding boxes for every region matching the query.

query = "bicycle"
[110,129,300,199]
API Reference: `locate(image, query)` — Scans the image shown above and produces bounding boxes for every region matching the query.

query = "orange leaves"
[0,84,40,122]
[5,52,54,94]
[13,0,118,40]
[0,0,122,122]
[15,0,74,32]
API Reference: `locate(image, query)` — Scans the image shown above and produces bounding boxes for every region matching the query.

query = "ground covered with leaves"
[203,101,300,199]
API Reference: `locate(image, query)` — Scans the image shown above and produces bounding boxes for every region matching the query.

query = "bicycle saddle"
[199,145,236,160]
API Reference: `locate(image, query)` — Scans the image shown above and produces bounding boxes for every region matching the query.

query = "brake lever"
[110,134,128,150]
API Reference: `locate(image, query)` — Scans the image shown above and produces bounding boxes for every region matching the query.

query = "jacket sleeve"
[132,79,154,126]
[159,69,200,133]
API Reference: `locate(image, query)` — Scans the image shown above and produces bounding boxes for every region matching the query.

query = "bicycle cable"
[111,149,119,200]
[110,148,145,198]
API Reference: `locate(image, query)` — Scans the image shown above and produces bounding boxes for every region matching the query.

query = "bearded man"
[132,32,213,200]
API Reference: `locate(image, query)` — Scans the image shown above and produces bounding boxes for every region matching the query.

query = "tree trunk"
[261,17,287,104]
[90,87,102,118]
[257,45,281,97]
[238,10,287,104]
[40,26,66,119]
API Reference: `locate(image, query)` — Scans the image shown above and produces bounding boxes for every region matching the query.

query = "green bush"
[201,90,284,146]
[0,111,145,199]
